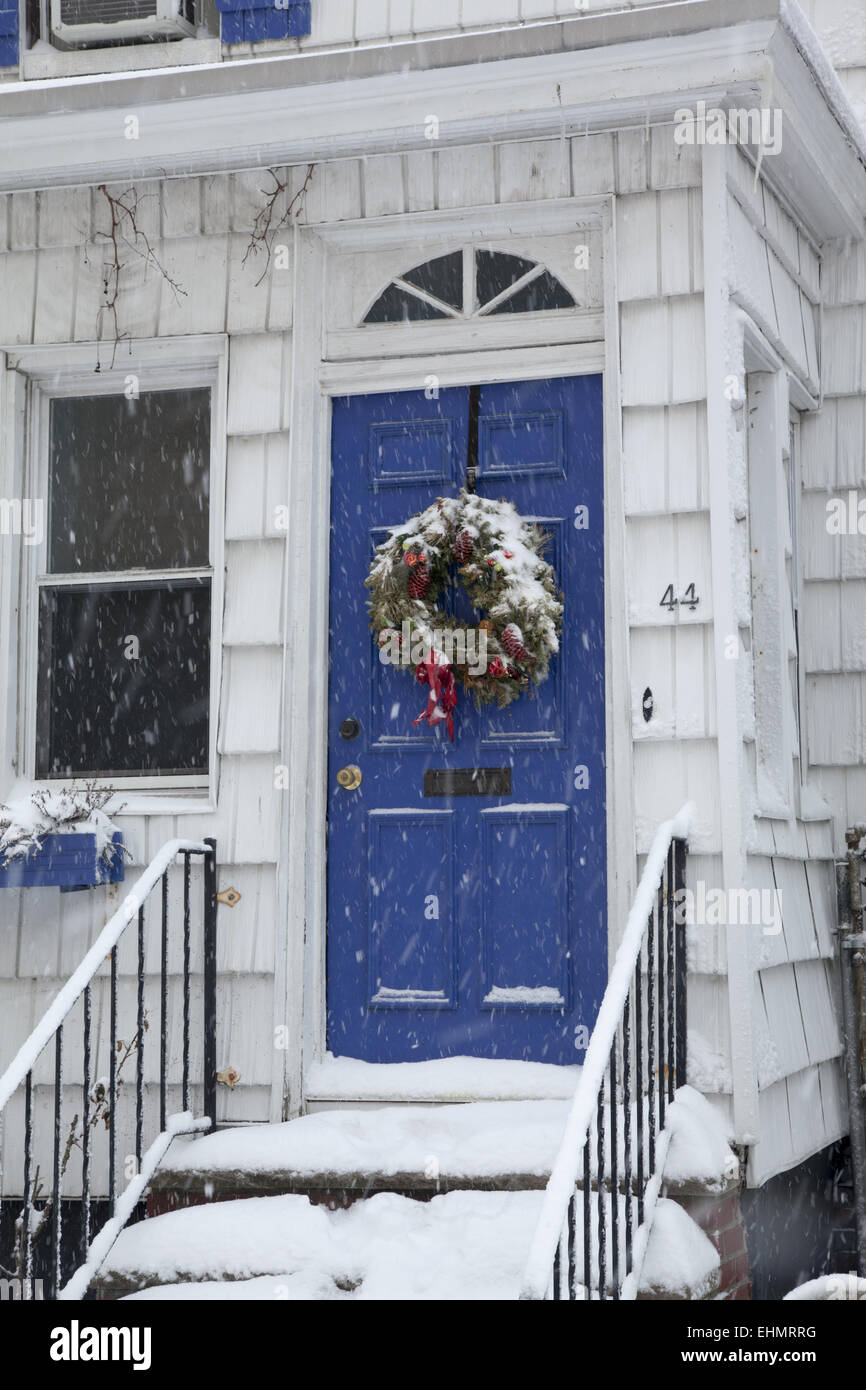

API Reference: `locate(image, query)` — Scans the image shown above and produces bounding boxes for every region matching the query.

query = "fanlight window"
[363,249,575,324]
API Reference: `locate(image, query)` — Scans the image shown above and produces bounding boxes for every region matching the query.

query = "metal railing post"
[203,838,218,1132]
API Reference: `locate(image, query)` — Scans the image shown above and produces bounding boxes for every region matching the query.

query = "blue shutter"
[0,0,18,69]
[217,0,310,45]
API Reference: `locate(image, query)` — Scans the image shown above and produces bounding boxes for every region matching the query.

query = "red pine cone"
[408,562,431,599]
[501,623,533,663]
[452,530,474,564]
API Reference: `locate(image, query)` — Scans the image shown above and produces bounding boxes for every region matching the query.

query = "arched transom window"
[363,248,576,324]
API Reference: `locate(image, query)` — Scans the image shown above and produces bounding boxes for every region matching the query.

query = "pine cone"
[408,562,431,599]
[452,530,474,564]
[501,623,533,663]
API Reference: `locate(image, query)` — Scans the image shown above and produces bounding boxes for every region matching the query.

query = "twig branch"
[243,163,314,286]
[89,185,187,372]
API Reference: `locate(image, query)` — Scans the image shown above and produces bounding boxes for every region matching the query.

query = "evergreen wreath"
[366,489,563,718]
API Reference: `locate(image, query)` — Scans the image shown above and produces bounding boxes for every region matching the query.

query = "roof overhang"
[0,0,863,240]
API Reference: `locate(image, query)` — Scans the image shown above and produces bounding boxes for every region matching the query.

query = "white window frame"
[14,336,227,805]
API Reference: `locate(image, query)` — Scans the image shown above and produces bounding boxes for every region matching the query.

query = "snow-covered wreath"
[366,489,563,738]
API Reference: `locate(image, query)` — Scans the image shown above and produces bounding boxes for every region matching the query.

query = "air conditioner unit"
[50,0,195,47]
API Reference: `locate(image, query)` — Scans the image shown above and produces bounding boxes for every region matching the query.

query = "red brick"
[719,1223,747,1261]
[722,1250,752,1288]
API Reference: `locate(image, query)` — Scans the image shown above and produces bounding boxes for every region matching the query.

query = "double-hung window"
[26,361,222,790]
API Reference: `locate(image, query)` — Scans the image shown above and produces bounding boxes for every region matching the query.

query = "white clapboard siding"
[0,251,37,343]
[804,859,836,957]
[786,1065,825,1166]
[799,402,837,489]
[160,177,202,239]
[622,402,709,515]
[822,306,866,395]
[684,852,728,977]
[215,865,278,974]
[818,1057,848,1141]
[226,334,290,435]
[772,857,821,961]
[156,235,229,337]
[629,623,715,740]
[769,818,810,860]
[801,581,842,672]
[33,249,78,344]
[749,1085,793,1183]
[183,755,283,864]
[767,247,809,379]
[498,139,571,203]
[615,129,648,196]
[363,153,406,219]
[650,126,701,190]
[36,186,92,249]
[751,855,787,971]
[633,739,721,854]
[223,540,285,645]
[226,232,277,336]
[620,296,706,406]
[685,973,731,1093]
[802,493,842,581]
[806,673,864,765]
[300,159,363,225]
[793,959,842,1065]
[728,197,777,329]
[626,512,713,626]
[436,146,497,210]
[10,192,37,251]
[834,396,866,487]
[758,963,811,1078]
[567,132,616,198]
[617,189,702,301]
[823,236,866,306]
[220,647,283,755]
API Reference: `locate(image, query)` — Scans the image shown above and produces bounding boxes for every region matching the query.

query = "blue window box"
[0,831,125,893]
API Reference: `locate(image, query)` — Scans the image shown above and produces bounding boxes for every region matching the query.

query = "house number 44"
[659,583,700,613]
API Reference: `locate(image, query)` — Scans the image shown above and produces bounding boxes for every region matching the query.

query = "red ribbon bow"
[413,651,458,742]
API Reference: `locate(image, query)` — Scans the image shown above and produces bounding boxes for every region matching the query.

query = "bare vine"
[88,184,187,372]
[0,1020,148,1286]
[243,163,315,286]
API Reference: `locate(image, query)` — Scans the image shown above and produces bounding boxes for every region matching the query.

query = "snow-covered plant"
[0,781,126,869]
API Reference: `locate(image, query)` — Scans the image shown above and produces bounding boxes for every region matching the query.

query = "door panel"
[326,374,605,1064]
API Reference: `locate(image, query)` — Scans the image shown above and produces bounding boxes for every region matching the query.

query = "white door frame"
[273,197,635,1113]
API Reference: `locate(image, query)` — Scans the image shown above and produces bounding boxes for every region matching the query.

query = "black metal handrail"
[521,808,691,1301]
[0,837,216,1300]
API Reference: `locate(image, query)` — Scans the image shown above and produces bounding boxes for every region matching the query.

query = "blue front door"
[326,375,605,1064]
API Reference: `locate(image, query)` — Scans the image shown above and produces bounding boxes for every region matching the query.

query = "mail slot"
[423,768,511,797]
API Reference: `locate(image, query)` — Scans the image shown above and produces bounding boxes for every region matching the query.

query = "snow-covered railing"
[0,838,217,1300]
[520,806,694,1301]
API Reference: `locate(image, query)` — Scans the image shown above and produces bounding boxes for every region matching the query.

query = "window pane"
[49,389,211,574]
[363,284,449,323]
[490,270,575,314]
[402,252,463,311]
[475,250,536,308]
[36,579,210,778]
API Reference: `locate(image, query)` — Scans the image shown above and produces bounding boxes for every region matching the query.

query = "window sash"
[19,347,225,793]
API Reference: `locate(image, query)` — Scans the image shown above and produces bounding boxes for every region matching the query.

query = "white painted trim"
[0,356,25,799]
[13,335,227,801]
[285,198,632,1109]
[327,317,606,367]
[741,313,819,413]
[321,200,608,252]
[603,196,635,958]
[702,144,759,1150]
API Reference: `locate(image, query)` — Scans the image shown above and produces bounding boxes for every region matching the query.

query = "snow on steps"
[98,1191,719,1303]
[92,1088,736,1300]
[149,1086,737,1200]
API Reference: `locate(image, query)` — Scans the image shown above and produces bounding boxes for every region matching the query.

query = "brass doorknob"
[336,764,362,790]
